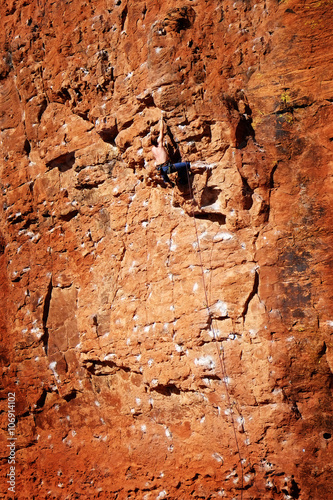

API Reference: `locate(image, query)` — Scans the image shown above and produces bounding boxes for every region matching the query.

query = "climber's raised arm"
[157,111,165,147]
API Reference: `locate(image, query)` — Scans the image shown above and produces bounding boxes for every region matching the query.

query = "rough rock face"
[1,0,333,498]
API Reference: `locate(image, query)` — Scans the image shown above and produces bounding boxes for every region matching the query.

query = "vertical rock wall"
[0,0,332,498]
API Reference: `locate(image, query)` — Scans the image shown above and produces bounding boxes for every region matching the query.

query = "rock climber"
[151,111,190,187]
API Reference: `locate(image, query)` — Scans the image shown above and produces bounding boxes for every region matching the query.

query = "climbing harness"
[156,161,172,173]
[185,166,245,498]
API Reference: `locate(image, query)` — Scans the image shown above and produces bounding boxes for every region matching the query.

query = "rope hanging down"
[185,166,245,498]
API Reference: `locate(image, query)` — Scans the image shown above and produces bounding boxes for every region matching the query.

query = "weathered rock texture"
[1,0,333,498]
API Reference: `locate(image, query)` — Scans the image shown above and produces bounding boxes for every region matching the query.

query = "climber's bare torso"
[152,143,168,165]
[151,112,168,165]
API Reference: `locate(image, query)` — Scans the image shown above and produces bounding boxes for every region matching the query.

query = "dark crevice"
[9,211,36,230]
[9,217,37,234]
[236,114,255,149]
[224,94,239,112]
[83,359,132,376]
[289,479,301,499]
[75,180,105,190]
[121,5,128,31]
[22,216,38,229]
[46,152,75,172]
[194,212,226,225]
[276,99,313,115]
[175,17,192,32]
[37,99,48,122]
[318,342,326,358]
[291,402,302,420]
[23,139,31,155]
[59,210,79,222]
[150,383,198,396]
[35,389,48,409]
[200,374,221,382]
[41,278,53,355]
[7,213,24,225]
[0,234,5,255]
[269,163,278,189]
[77,111,90,122]
[63,390,78,402]
[56,88,71,103]
[190,473,201,481]
[74,88,83,102]
[97,128,118,145]
[92,314,99,337]
[136,91,155,107]
[151,384,181,396]
[164,7,196,33]
[242,270,259,319]
[240,175,254,209]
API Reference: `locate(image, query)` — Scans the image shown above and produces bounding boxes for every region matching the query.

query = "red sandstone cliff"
[1,0,333,498]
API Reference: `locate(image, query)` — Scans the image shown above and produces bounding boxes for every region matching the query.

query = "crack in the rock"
[269,163,278,191]
[35,389,48,410]
[83,358,141,377]
[151,383,181,396]
[150,383,198,396]
[41,277,53,355]
[46,152,76,172]
[194,212,226,225]
[59,209,79,221]
[242,270,259,320]
[240,174,254,210]
[109,239,126,305]
[63,389,78,402]
[75,180,106,190]
[121,5,128,31]
[275,99,314,115]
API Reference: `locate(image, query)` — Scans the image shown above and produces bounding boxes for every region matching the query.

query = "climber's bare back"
[152,144,168,165]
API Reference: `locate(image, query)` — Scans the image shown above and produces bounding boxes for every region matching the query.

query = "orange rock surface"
[1,0,333,498]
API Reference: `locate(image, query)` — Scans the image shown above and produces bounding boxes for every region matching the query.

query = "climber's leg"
[172,162,191,185]
[172,162,191,171]
[157,164,175,186]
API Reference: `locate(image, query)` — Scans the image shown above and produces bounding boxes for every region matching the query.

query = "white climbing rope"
[185,165,245,498]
